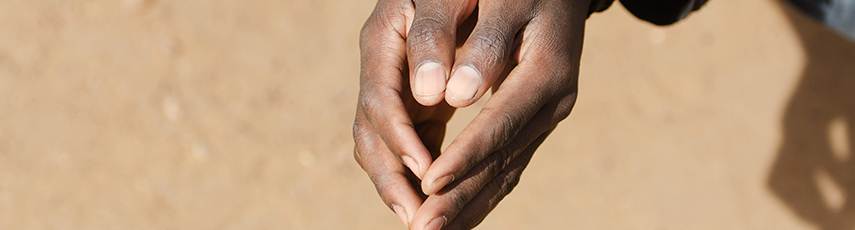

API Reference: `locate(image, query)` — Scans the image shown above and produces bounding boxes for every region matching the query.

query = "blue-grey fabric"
[589,0,855,41]
[787,0,855,41]
[817,0,855,40]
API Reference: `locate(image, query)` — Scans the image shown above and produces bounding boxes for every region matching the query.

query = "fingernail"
[425,216,446,230]
[401,155,421,176]
[392,205,410,227]
[413,62,446,97]
[428,175,454,195]
[447,65,481,101]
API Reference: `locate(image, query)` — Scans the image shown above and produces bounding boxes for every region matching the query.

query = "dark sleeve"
[786,0,829,20]
[588,0,708,26]
[588,0,616,15]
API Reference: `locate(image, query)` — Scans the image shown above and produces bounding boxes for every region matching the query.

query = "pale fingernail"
[447,65,481,101]
[401,155,421,176]
[425,216,446,230]
[413,62,446,97]
[428,175,454,195]
[392,205,410,227]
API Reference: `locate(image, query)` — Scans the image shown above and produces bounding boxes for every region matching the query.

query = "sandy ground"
[1,0,854,229]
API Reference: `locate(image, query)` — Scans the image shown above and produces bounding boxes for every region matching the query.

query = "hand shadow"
[768,1,855,229]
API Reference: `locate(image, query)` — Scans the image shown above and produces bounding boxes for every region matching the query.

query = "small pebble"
[299,151,315,168]
[191,142,209,161]
[163,96,181,122]
[649,28,666,45]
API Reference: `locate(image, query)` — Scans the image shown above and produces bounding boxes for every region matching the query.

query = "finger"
[354,110,425,227]
[409,93,575,229]
[409,130,552,230]
[442,133,541,230]
[420,9,586,195]
[421,62,576,195]
[406,0,477,106]
[445,0,533,107]
[360,10,434,178]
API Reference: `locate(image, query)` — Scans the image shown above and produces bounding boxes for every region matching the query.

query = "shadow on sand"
[768,1,855,229]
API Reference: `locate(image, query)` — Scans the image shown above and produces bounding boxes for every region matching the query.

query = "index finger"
[420,7,587,194]
[359,1,434,177]
[354,109,425,227]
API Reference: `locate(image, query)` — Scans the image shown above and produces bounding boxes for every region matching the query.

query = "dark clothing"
[589,0,709,25]
[588,0,855,41]
[788,0,831,19]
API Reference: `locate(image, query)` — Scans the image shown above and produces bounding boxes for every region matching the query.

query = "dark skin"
[353,0,589,229]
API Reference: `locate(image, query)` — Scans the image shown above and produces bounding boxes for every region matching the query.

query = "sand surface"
[1,0,854,229]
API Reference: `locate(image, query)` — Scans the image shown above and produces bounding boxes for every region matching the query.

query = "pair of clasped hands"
[353,0,590,229]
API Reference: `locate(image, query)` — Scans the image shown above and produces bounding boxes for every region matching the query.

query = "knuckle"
[540,82,578,124]
[353,148,365,168]
[479,107,520,150]
[480,149,515,187]
[502,159,527,191]
[359,92,383,119]
[407,16,449,51]
[555,92,577,121]
[360,5,407,47]
[469,24,510,64]
[447,189,473,213]
[360,14,385,45]
[484,170,521,203]
[360,14,378,36]
[359,18,374,41]
[352,117,363,142]
[493,146,517,169]
[503,172,522,191]
[552,67,579,90]
[352,116,372,147]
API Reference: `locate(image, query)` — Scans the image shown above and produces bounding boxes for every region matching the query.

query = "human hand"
[353,0,461,227]
[402,0,590,229]
[354,0,589,229]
